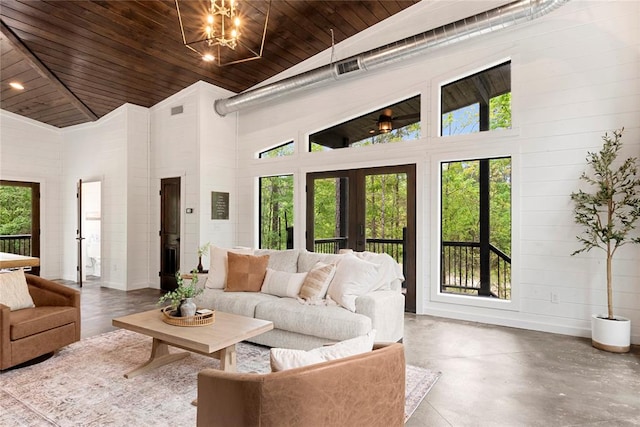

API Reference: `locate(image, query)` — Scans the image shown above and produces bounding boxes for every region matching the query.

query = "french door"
[306,165,416,312]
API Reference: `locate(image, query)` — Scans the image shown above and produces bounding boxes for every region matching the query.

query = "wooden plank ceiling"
[0,0,418,128]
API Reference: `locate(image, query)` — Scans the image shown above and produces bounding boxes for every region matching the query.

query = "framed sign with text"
[211,191,229,220]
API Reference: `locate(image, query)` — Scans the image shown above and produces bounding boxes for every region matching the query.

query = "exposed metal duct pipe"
[214,0,568,116]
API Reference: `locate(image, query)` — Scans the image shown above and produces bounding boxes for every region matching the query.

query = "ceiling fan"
[370,108,420,134]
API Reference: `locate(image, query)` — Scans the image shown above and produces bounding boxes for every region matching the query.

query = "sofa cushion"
[297,251,343,273]
[254,249,300,273]
[207,246,254,289]
[270,329,376,371]
[298,262,336,301]
[10,306,78,340]
[327,254,380,312]
[0,269,35,311]
[261,269,307,298]
[255,298,371,342]
[197,289,279,318]
[225,252,269,292]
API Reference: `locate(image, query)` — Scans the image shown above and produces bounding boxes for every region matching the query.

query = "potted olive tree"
[571,128,640,353]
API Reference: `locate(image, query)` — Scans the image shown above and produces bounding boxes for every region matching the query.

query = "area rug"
[0,329,439,426]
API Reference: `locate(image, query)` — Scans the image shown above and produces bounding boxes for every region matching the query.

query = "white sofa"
[195,248,405,350]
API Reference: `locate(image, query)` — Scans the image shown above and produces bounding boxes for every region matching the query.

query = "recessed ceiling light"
[9,82,24,90]
[203,54,215,62]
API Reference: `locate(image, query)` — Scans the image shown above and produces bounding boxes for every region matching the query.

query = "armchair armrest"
[25,274,80,308]
[0,303,10,368]
[197,371,264,426]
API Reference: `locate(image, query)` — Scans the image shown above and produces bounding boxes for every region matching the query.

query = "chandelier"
[175,0,270,66]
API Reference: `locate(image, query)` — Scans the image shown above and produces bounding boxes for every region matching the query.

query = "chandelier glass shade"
[175,0,270,66]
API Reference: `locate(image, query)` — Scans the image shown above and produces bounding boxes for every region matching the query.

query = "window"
[441,61,511,136]
[0,180,40,275]
[259,175,294,249]
[309,95,420,151]
[440,157,511,300]
[259,141,294,158]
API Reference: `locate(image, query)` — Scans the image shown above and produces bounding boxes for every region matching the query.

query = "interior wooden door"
[160,177,181,291]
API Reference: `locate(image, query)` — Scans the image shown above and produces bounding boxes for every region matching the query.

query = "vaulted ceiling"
[0,0,418,128]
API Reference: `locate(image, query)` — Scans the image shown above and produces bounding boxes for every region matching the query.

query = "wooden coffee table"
[112,309,273,379]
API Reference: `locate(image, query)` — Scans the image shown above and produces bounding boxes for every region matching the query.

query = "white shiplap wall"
[52,104,150,290]
[234,0,640,343]
[0,110,63,277]
[147,82,237,285]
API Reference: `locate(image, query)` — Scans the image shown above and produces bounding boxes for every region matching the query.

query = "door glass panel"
[364,172,408,266]
[313,177,349,253]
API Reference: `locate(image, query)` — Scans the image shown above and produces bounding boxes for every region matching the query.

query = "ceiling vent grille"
[336,59,360,75]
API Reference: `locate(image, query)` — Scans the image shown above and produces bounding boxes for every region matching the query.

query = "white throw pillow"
[261,268,307,298]
[327,254,380,312]
[0,269,35,311]
[270,330,376,372]
[207,245,253,289]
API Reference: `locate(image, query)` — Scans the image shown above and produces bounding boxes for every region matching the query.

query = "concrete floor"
[70,281,640,426]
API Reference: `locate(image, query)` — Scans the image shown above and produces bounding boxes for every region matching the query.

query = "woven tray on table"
[161,306,215,327]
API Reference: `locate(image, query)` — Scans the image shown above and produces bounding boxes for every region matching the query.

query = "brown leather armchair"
[197,343,405,427]
[1,273,81,370]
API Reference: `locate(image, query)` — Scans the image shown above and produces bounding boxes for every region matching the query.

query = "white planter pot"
[591,314,631,353]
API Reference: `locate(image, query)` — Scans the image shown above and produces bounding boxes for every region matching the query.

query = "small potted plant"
[197,242,210,273]
[158,269,203,317]
[571,128,639,353]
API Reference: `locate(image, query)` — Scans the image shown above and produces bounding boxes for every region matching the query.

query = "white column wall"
[0,111,63,277]
[148,82,237,282]
[126,106,151,289]
[149,85,199,286]
[235,1,640,343]
[63,108,129,289]
[197,83,238,269]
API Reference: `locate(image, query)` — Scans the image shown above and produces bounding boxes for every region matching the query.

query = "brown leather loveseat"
[1,273,81,370]
[197,342,406,427]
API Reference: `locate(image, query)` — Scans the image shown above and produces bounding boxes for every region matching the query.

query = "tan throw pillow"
[207,245,253,289]
[298,261,336,301]
[0,269,35,311]
[225,252,269,292]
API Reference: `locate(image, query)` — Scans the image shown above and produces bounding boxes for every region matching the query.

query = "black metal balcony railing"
[314,231,407,279]
[314,237,348,254]
[441,241,511,299]
[0,234,32,256]
[314,236,406,261]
